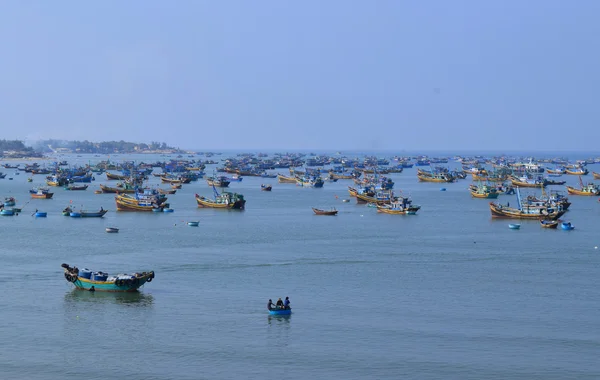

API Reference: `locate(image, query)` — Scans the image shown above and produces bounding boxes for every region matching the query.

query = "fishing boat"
[105,227,119,233]
[171,184,182,189]
[277,174,297,183]
[565,167,588,175]
[296,176,324,188]
[106,172,128,180]
[469,183,499,199]
[70,209,108,218]
[417,171,454,183]
[508,223,521,230]
[509,175,547,188]
[99,183,136,194]
[489,187,566,220]
[206,176,231,188]
[561,221,575,230]
[261,184,272,191]
[157,188,177,195]
[269,307,292,316]
[115,192,167,212]
[376,201,421,215]
[30,188,54,199]
[565,177,600,196]
[593,172,600,180]
[35,211,47,217]
[64,184,88,191]
[312,207,338,215]
[61,263,154,292]
[0,209,15,216]
[540,219,559,229]
[187,221,199,227]
[4,197,16,207]
[195,187,246,210]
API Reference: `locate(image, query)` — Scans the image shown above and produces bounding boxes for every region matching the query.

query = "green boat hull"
[64,271,155,292]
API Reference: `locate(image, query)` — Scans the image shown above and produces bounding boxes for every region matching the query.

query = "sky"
[0,1,599,151]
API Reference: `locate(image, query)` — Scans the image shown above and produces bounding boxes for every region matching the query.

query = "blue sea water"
[0,153,599,379]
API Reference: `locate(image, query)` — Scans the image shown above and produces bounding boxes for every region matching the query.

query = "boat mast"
[516,186,522,210]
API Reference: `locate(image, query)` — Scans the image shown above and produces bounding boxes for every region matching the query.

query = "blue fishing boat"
[269,308,292,316]
[69,209,108,218]
[35,211,47,217]
[508,223,521,230]
[187,221,199,226]
[61,263,154,292]
[0,209,15,216]
[4,197,16,207]
[163,208,174,213]
[561,222,575,230]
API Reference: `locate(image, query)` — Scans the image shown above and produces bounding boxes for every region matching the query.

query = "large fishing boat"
[296,176,324,188]
[469,183,500,199]
[376,200,421,215]
[115,190,167,212]
[565,177,600,196]
[277,174,297,183]
[416,170,454,183]
[509,175,547,188]
[100,183,136,194]
[30,188,54,199]
[61,263,154,292]
[206,176,231,188]
[106,172,128,180]
[195,187,246,209]
[565,167,588,175]
[489,188,566,220]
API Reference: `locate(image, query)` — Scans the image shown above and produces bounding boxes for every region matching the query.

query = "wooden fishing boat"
[99,183,136,194]
[115,194,166,212]
[417,172,454,183]
[312,207,338,215]
[195,192,246,209]
[64,184,88,191]
[277,174,297,183]
[347,186,358,197]
[565,168,588,175]
[509,175,547,188]
[566,177,600,195]
[593,172,600,180]
[171,184,182,189]
[160,176,183,184]
[540,219,559,229]
[206,176,231,188]
[469,184,500,199]
[158,188,177,195]
[261,184,272,191]
[61,263,154,292]
[30,188,54,199]
[376,204,420,215]
[106,172,128,180]
[70,209,108,218]
[489,202,566,220]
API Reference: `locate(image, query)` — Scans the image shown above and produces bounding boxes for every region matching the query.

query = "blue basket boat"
[35,212,47,218]
[561,222,575,230]
[1,209,15,216]
[508,224,521,230]
[269,308,292,316]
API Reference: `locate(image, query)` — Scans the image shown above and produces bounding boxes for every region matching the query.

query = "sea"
[1,152,599,380]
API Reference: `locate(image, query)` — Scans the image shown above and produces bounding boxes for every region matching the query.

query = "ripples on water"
[0,155,599,379]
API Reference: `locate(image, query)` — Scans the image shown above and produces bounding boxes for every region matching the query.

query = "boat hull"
[566,186,600,196]
[489,202,565,220]
[195,196,245,209]
[66,272,154,292]
[269,308,291,315]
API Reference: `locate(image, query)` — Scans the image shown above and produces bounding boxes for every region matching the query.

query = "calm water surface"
[1,154,599,379]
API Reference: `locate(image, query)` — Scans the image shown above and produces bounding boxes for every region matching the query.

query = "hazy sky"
[1,1,599,151]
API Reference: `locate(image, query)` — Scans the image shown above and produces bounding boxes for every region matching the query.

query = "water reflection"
[267,314,291,325]
[64,289,154,307]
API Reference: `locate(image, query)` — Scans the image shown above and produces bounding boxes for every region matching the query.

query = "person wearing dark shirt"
[276,298,284,308]
[283,297,290,309]
[267,299,274,310]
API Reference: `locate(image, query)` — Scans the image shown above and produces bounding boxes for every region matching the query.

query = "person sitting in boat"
[100,206,104,211]
[276,298,284,309]
[284,297,290,309]
[267,299,274,310]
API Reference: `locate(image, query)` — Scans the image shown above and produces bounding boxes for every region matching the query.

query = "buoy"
[595,246,598,249]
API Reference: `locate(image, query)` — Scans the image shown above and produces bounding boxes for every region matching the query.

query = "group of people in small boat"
[267,297,290,310]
